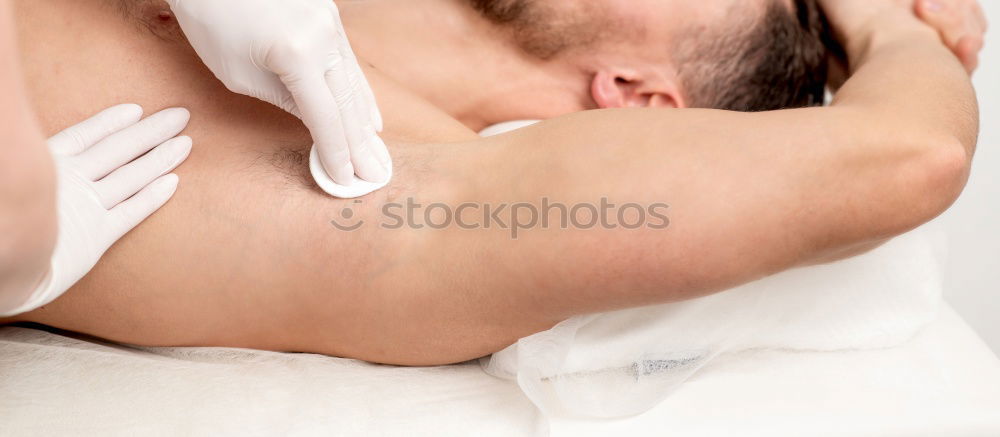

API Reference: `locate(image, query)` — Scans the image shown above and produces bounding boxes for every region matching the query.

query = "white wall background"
[939,1,1000,354]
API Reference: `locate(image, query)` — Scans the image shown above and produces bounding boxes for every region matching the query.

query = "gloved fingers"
[273,87,303,119]
[325,65,388,183]
[361,69,384,133]
[250,72,303,117]
[332,21,383,132]
[93,136,192,209]
[106,174,179,242]
[48,104,144,157]
[71,108,190,181]
[283,70,356,185]
[366,132,391,173]
[335,37,389,167]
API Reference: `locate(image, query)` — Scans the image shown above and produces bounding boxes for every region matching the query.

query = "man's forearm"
[834,11,978,155]
[801,12,977,264]
[431,11,977,334]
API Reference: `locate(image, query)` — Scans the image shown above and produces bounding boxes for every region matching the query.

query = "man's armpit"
[249,142,434,203]
[245,145,323,195]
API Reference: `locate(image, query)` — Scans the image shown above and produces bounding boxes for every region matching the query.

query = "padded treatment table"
[1,305,998,436]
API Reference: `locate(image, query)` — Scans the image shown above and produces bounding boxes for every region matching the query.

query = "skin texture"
[3,0,979,366]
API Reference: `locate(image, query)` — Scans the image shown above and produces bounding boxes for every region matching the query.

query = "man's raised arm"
[378,2,978,365]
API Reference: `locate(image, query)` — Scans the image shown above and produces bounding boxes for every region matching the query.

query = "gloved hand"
[166,0,391,195]
[1,104,191,316]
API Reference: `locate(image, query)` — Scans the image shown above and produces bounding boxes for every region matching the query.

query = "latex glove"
[167,0,391,197]
[1,105,191,316]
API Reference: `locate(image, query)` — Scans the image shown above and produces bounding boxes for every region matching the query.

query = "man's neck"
[337,0,593,131]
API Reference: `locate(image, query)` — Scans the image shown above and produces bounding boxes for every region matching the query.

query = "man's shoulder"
[362,67,479,144]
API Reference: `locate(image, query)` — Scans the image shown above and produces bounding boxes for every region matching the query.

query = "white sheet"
[551,305,1000,436]
[0,329,543,436]
[2,306,998,436]
[485,224,948,418]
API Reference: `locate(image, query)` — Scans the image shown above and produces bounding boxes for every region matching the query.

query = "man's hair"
[674,0,831,111]
[470,0,831,112]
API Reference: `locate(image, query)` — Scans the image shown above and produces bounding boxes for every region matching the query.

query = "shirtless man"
[2,0,984,365]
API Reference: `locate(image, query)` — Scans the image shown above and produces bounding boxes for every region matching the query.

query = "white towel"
[477,121,947,418]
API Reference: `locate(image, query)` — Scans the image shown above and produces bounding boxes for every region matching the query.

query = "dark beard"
[467,0,604,60]
[468,0,529,24]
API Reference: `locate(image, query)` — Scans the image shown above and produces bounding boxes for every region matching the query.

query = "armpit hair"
[254,143,428,203]
[247,146,325,194]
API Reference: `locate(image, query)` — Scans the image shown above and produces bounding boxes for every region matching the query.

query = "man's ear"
[590,70,686,109]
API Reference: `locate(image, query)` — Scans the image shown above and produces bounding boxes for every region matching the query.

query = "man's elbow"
[920,86,979,218]
[811,138,968,266]
[819,133,973,262]
[878,135,973,238]
[913,136,972,222]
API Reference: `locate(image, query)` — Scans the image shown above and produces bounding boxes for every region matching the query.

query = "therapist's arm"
[0,0,57,309]
[0,1,192,316]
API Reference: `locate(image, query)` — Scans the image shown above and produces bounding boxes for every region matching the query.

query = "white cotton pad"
[478,120,541,137]
[309,117,534,198]
[309,145,393,199]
